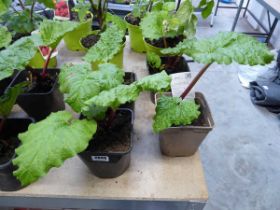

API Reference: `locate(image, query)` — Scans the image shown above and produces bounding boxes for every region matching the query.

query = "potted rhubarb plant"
[79,0,127,68]
[151,32,274,157]
[0,0,55,41]
[7,20,83,121]
[140,0,214,74]
[63,2,94,51]
[8,65,170,187]
[0,82,34,191]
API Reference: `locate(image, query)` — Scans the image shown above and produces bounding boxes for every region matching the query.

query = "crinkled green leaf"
[0,26,12,48]
[136,71,171,92]
[82,71,172,119]
[198,0,214,19]
[39,19,80,46]
[13,111,97,186]
[131,0,149,18]
[83,24,124,63]
[162,32,274,65]
[106,13,127,36]
[0,82,28,117]
[141,0,195,40]
[72,3,91,22]
[153,96,200,132]
[59,63,124,112]
[147,52,162,69]
[0,0,11,15]
[0,36,39,80]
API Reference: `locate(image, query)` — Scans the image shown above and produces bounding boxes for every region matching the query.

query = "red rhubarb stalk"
[41,48,55,78]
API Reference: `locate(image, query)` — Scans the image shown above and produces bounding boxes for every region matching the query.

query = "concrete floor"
[195,7,280,210]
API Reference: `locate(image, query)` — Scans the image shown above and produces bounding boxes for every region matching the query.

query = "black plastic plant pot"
[79,108,133,178]
[0,117,34,191]
[0,71,17,96]
[147,55,190,75]
[10,69,65,121]
[155,92,214,157]
[120,72,136,112]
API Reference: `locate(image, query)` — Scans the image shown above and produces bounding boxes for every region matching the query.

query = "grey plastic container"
[155,92,214,157]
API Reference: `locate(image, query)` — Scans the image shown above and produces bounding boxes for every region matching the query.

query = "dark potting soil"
[86,110,132,153]
[146,35,185,48]
[148,56,190,75]
[125,14,141,26]
[25,70,56,93]
[81,34,100,49]
[0,137,18,165]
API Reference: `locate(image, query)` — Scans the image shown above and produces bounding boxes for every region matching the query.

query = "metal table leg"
[231,0,245,31]
[265,18,279,43]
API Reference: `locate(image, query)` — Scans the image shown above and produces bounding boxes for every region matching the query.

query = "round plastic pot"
[28,50,57,69]
[143,38,165,56]
[9,69,65,122]
[125,15,146,53]
[155,92,214,157]
[91,41,126,69]
[64,18,93,51]
[0,117,34,191]
[79,30,100,52]
[79,108,133,178]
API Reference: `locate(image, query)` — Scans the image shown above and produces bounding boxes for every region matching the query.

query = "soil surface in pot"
[148,56,190,75]
[81,34,100,49]
[146,35,184,48]
[0,137,17,165]
[86,110,132,153]
[24,70,57,93]
[125,14,141,26]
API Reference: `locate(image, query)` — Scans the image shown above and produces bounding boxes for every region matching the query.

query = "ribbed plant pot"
[79,108,133,178]
[9,69,65,121]
[125,15,146,53]
[155,92,214,157]
[0,117,34,191]
[64,17,93,51]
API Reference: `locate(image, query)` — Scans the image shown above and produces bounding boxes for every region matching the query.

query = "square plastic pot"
[0,117,34,191]
[9,69,65,121]
[155,92,214,157]
[0,71,17,95]
[78,108,133,178]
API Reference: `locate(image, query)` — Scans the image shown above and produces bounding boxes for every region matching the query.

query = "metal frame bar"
[0,197,206,210]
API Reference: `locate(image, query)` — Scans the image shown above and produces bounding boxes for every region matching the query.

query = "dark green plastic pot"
[64,16,93,51]
[125,15,146,53]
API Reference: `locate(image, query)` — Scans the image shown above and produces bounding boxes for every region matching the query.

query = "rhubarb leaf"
[198,0,215,19]
[0,26,12,48]
[106,13,127,36]
[153,96,200,132]
[59,63,124,112]
[147,52,162,70]
[72,3,91,22]
[0,82,28,117]
[83,24,124,63]
[162,32,274,65]
[136,71,171,92]
[13,111,97,186]
[0,36,39,80]
[0,0,11,15]
[39,19,80,46]
[38,0,55,8]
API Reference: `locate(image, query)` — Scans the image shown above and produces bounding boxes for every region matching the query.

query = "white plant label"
[171,72,195,99]
[91,156,110,162]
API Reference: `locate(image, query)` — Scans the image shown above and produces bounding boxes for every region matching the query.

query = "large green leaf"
[161,32,274,65]
[83,24,124,63]
[135,70,171,92]
[0,0,11,15]
[0,26,11,48]
[140,0,196,40]
[198,0,215,19]
[13,111,97,186]
[82,71,172,119]
[39,20,80,46]
[106,13,127,36]
[153,96,200,132]
[59,63,124,112]
[0,35,39,80]
[0,82,28,117]
[38,0,55,8]
[72,3,91,22]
